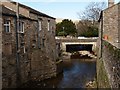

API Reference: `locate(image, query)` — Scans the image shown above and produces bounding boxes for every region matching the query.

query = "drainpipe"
[15,2,21,87]
[100,12,103,58]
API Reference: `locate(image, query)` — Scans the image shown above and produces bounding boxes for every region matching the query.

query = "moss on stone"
[97,58,111,88]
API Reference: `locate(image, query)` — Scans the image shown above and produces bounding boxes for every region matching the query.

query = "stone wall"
[30,49,56,81]
[102,40,120,88]
[102,3,120,48]
[2,4,57,88]
[98,2,120,89]
[0,4,2,90]
[2,15,18,88]
[97,56,110,88]
[2,15,40,86]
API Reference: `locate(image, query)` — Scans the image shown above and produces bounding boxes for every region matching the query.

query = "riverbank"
[20,58,96,88]
[62,51,97,62]
[85,78,97,88]
[97,58,110,88]
[20,50,97,88]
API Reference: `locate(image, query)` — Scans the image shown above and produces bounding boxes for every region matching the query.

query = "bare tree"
[76,20,92,35]
[76,2,106,37]
[78,2,106,22]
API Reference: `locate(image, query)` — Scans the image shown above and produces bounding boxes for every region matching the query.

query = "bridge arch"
[61,42,97,52]
[55,37,98,54]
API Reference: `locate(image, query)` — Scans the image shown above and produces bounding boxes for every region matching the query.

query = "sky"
[13,0,120,20]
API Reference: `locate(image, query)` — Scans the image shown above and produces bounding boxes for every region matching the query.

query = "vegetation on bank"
[56,19,99,37]
[78,25,98,37]
[103,40,120,57]
[56,19,77,36]
[97,58,111,88]
[56,2,106,37]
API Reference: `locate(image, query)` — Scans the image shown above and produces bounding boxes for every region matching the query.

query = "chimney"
[108,0,115,7]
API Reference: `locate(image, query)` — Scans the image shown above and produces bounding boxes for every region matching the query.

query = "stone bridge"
[56,37,98,53]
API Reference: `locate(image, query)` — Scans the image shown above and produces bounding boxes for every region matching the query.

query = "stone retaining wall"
[30,49,57,81]
[102,40,120,88]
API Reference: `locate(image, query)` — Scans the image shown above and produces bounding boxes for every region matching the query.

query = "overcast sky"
[14,0,120,20]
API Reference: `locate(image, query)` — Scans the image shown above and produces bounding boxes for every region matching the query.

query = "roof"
[98,2,120,22]
[11,1,55,19]
[1,5,37,21]
[104,2,120,11]
[2,5,16,15]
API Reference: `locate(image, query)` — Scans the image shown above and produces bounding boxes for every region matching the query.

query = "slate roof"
[2,5,27,18]
[1,0,55,19]
[11,1,55,19]
[2,5,16,15]
[1,5,39,21]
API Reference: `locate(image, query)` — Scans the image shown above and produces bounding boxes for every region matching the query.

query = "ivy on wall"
[102,40,120,88]
[103,40,120,58]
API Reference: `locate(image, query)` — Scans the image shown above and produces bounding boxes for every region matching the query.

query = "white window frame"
[48,20,50,31]
[38,20,42,31]
[19,22,24,33]
[4,20,10,33]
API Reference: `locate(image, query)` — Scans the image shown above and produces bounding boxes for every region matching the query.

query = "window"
[48,20,50,31]
[4,20,10,33]
[42,39,45,47]
[38,20,42,31]
[19,22,24,33]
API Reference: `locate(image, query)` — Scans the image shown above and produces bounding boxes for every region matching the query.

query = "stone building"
[99,0,120,49]
[1,0,57,88]
[98,0,120,88]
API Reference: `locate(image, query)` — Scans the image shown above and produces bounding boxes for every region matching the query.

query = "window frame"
[23,46,26,53]
[47,20,50,31]
[19,21,24,33]
[4,20,11,33]
[38,19,42,31]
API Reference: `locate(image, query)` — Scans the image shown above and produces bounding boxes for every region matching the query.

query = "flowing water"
[23,58,96,88]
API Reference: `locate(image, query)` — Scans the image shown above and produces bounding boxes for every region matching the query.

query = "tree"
[78,2,106,22]
[76,20,92,36]
[56,19,77,36]
[80,26,98,37]
[77,2,106,37]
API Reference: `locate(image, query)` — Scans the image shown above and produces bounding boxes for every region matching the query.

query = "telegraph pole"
[16,2,21,87]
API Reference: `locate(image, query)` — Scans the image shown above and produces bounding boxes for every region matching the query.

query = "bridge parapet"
[55,37,98,43]
[55,37,98,54]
